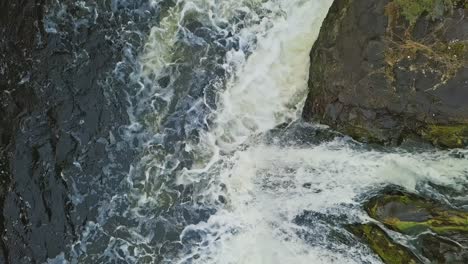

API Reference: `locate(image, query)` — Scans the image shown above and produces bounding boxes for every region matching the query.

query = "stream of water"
[52,0,468,263]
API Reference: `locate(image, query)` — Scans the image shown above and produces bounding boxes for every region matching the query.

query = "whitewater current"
[50,0,468,263]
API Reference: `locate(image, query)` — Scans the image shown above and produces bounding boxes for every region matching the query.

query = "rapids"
[51,0,467,263]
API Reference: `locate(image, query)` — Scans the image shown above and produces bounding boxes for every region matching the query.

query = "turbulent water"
[47,0,468,263]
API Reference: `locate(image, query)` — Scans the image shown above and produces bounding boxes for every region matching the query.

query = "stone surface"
[349,223,420,264]
[366,190,468,236]
[363,189,468,263]
[303,0,468,148]
[417,234,468,263]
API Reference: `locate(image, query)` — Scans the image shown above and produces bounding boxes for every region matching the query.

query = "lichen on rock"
[349,223,420,264]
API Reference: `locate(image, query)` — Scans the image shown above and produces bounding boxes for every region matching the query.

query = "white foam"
[212,0,333,151]
[165,0,468,263]
[180,138,467,263]
[135,0,468,263]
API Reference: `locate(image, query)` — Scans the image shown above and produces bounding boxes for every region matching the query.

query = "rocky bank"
[303,0,468,148]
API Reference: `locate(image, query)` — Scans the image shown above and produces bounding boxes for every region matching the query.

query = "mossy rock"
[303,0,468,148]
[365,191,468,236]
[421,124,468,149]
[361,190,468,263]
[417,234,468,263]
[390,0,454,25]
[390,0,468,25]
[349,223,420,264]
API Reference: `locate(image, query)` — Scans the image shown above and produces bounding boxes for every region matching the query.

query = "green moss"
[393,0,452,25]
[349,224,420,264]
[391,220,429,233]
[422,124,468,148]
[388,216,468,234]
[344,125,385,144]
[366,192,468,237]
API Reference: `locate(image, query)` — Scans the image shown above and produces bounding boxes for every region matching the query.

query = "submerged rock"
[303,0,468,148]
[366,190,468,236]
[361,190,468,263]
[349,223,420,264]
[417,234,468,263]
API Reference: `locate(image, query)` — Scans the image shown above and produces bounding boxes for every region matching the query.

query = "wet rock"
[364,190,468,263]
[417,234,468,263]
[303,0,468,148]
[349,223,420,264]
[365,190,468,236]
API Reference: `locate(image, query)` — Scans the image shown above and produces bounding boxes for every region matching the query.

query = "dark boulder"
[303,0,468,148]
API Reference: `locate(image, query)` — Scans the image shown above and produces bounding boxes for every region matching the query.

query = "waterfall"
[63,1,468,263]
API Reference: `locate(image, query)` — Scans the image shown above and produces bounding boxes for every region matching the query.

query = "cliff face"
[303,0,468,148]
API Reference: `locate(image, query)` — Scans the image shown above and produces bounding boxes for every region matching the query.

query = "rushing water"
[50,0,468,263]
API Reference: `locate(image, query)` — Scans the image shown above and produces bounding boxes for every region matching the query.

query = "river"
[47,0,468,263]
